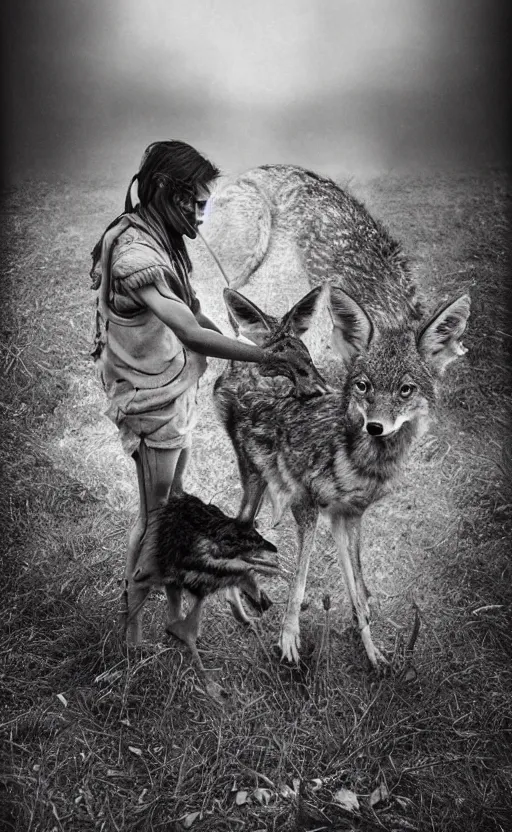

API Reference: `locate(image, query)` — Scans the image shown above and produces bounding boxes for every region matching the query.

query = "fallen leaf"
[311,778,323,791]
[182,811,200,828]
[235,790,248,806]
[333,788,360,812]
[56,693,68,707]
[128,746,143,756]
[94,669,123,685]
[280,784,296,800]
[253,788,272,806]
[403,666,417,682]
[370,783,389,807]
[395,796,413,810]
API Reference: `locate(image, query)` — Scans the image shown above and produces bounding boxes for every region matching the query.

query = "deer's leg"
[225,586,253,625]
[167,597,227,702]
[236,453,267,526]
[226,463,268,625]
[329,512,386,669]
[279,498,319,664]
[341,514,373,621]
[166,595,205,666]
[164,583,184,624]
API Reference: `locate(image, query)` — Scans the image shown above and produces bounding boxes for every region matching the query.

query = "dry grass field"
[1,168,511,831]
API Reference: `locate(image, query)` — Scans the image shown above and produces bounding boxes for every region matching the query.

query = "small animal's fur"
[128,493,278,691]
[214,266,470,667]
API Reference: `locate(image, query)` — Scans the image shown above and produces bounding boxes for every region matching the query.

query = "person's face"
[193,184,212,227]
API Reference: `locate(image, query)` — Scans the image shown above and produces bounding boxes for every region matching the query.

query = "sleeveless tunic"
[93,212,207,455]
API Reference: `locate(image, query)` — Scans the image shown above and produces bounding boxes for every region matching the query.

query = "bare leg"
[279,499,319,663]
[329,512,386,669]
[119,449,148,642]
[123,442,184,646]
[162,446,191,625]
[169,447,190,497]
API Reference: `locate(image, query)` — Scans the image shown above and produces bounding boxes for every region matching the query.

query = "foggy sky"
[1,0,509,185]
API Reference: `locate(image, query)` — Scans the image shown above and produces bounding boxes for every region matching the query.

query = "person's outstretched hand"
[259,340,332,398]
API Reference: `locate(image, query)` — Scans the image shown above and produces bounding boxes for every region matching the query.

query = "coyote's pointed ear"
[281,286,323,337]
[417,294,471,376]
[223,289,273,345]
[328,287,373,363]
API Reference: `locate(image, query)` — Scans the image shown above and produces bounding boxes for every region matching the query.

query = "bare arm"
[132,284,330,396]
[194,309,223,335]
[135,284,264,362]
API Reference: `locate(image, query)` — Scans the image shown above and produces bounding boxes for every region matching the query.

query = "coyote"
[213,276,470,666]
[128,493,279,696]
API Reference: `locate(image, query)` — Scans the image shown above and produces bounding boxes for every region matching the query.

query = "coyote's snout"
[214,283,470,668]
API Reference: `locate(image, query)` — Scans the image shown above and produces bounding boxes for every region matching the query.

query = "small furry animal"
[129,493,279,693]
[214,280,470,668]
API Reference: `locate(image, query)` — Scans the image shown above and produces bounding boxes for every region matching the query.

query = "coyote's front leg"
[279,499,319,663]
[329,511,387,669]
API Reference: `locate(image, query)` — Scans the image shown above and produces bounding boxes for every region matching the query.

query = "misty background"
[0,0,510,186]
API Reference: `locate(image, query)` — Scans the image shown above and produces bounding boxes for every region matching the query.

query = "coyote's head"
[328,287,471,438]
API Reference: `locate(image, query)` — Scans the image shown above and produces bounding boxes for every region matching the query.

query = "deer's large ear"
[328,287,373,363]
[417,294,471,376]
[223,289,274,345]
[281,286,323,337]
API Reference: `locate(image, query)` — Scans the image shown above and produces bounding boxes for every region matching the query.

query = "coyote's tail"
[212,176,273,290]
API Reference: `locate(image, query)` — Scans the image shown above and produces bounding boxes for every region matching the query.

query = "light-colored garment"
[94,213,207,455]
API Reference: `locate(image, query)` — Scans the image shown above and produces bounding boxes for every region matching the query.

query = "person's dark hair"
[126,140,219,213]
[90,140,220,287]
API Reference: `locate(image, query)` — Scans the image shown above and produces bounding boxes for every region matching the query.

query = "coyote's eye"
[400,383,416,399]
[355,380,368,394]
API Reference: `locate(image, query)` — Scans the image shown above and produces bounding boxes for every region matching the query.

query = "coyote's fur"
[213,275,470,667]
